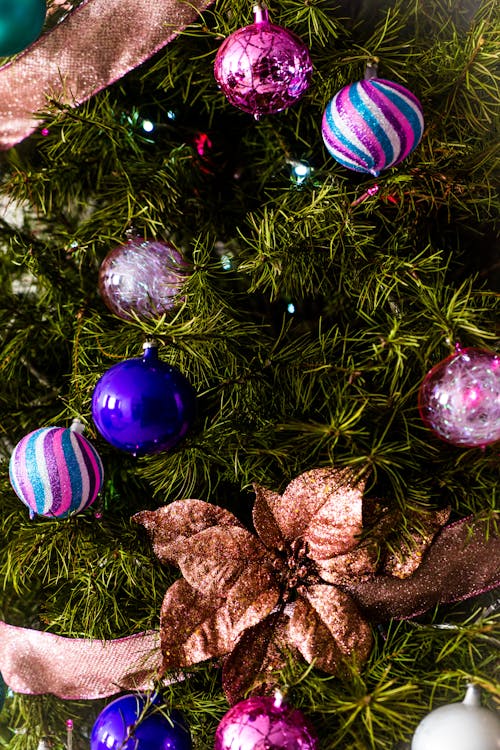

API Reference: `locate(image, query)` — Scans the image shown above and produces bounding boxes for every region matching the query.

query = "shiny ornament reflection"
[418,346,500,447]
[411,685,500,750]
[215,694,318,750]
[0,0,46,56]
[90,693,192,750]
[91,342,196,456]
[214,6,312,119]
[98,237,188,321]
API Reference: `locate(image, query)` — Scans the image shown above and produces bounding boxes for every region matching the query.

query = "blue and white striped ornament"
[9,420,104,519]
[321,77,424,176]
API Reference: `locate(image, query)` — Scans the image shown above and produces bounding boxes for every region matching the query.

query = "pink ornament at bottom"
[418,346,500,447]
[214,693,318,750]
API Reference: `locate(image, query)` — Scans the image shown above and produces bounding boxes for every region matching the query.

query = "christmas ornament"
[213,5,312,119]
[133,468,454,703]
[321,66,424,176]
[91,340,196,456]
[418,346,500,447]
[0,0,46,56]
[9,419,104,519]
[0,0,213,150]
[214,693,318,750]
[98,236,188,321]
[90,693,192,750]
[411,684,500,750]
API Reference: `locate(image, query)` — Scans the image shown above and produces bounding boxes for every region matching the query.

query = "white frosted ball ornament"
[411,685,500,750]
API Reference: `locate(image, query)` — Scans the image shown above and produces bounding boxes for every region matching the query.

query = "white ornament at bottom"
[411,685,500,750]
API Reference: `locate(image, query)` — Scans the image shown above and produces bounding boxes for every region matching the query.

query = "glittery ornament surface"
[214,695,318,750]
[9,423,104,519]
[0,0,213,150]
[418,347,500,447]
[214,6,312,118]
[321,78,424,175]
[98,237,187,321]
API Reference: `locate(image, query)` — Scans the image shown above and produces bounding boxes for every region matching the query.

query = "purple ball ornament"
[321,63,424,176]
[90,693,192,750]
[91,340,196,456]
[418,345,500,448]
[214,5,312,119]
[9,419,104,519]
[98,236,188,322]
[214,692,319,750]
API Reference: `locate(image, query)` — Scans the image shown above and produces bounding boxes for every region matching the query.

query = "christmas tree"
[0,0,498,748]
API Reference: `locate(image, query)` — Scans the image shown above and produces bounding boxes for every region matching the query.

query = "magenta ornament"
[213,6,312,119]
[214,694,318,750]
[418,346,500,448]
[98,237,188,321]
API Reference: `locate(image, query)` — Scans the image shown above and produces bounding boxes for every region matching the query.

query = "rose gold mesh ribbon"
[0,516,498,699]
[0,624,161,699]
[0,0,213,150]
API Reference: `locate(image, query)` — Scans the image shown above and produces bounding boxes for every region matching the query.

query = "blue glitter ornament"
[0,0,46,56]
[91,341,196,456]
[90,693,192,750]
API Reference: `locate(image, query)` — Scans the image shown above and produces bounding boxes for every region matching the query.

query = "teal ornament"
[0,672,6,712]
[0,0,46,56]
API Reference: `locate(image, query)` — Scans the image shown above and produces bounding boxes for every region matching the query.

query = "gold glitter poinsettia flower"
[133,468,449,703]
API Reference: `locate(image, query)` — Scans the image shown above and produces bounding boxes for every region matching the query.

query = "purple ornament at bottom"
[418,346,500,447]
[90,693,192,750]
[215,693,318,750]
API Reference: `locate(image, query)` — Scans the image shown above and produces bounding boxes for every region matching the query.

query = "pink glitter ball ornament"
[418,346,500,448]
[98,236,188,321]
[213,5,312,119]
[214,693,318,750]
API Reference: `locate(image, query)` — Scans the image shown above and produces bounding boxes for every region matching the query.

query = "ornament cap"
[70,418,86,435]
[253,4,269,24]
[142,339,159,362]
[463,684,481,707]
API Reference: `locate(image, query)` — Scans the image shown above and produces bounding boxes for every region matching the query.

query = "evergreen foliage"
[0,0,498,748]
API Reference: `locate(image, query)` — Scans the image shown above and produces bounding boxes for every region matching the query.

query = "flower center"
[273,538,319,601]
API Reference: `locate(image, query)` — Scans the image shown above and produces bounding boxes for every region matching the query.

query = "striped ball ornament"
[9,420,104,519]
[321,78,424,176]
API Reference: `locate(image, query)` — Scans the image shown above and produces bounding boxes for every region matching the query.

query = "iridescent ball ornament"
[214,693,318,750]
[0,0,46,56]
[90,693,192,750]
[418,346,500,448]
[9,419,104,519]
[214,6,312,119]
[91,341,196,456]
[411,684,500,750]
[98,237,188,322]
[321,75,424,176]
